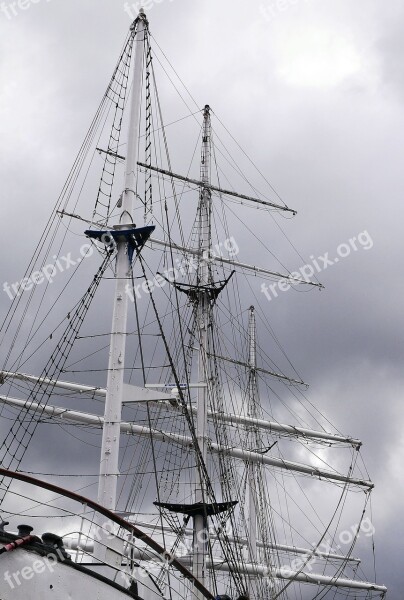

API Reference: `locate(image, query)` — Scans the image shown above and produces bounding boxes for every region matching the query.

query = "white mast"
[247,306,258,599]
[193,104,212,597]
[97,10,147,512]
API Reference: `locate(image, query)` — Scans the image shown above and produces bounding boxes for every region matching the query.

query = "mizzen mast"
[247,306,259,599]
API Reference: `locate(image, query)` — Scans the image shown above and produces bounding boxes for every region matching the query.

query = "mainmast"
[97,11,148,512]
[193,104,213,596]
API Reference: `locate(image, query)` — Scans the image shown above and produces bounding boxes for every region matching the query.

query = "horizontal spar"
[143,397,361,447]
[67,542,372,591]
[0,371,173,402]
[54,210,322,288]
[65,541,362,570]
[137,162,296,214]
[205,408,361,447]
[0,370,107,397]
[206,353,307,386]
[0,395,373,489]
[0,372,361,446]
[55,210,321,287]
[148,237,322,287]
[124,520,361,564]
[178,557,387,593]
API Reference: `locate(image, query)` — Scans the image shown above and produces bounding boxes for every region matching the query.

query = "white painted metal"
[59,542,379,594]
[0,370,106,397]
[0,395,373,489]
[98,10,147,513]
[0,371,172,402]
[0,370,363,447]
[211,443,373,488]
[0,547,134,599]
[122,383,173,403]
[204,409,361,447]
[177,556,387,593]
[145,383,207,389]
[123,521,361,564]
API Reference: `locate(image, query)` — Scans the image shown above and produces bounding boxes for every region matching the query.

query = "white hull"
[0,547,138,600]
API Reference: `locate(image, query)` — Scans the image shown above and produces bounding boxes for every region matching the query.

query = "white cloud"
[274,27,363,88]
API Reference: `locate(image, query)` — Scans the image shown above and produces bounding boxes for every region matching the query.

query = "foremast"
[98,11,148,511]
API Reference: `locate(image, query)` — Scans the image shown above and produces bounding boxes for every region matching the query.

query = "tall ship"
[0,9,387,600]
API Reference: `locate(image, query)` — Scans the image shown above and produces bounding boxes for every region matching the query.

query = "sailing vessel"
[0,9,387,600]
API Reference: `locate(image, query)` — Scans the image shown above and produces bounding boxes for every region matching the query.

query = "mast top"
[131,7,148,30]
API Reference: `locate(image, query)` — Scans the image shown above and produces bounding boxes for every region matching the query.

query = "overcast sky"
[0,0,403,596]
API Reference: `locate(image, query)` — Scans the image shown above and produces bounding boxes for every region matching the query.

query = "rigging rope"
[0,253,111,505]
[93,34,134,224]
